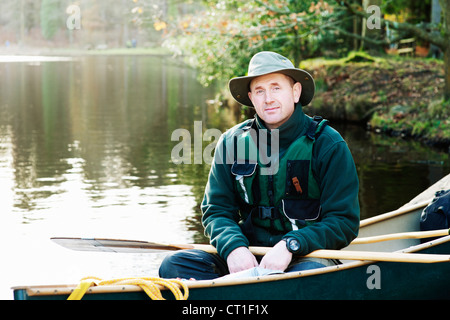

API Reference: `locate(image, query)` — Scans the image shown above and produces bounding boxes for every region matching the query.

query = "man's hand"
[226,246,259,273]
[259,240,292,271]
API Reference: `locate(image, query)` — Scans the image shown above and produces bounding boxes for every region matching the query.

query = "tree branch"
[330,26,389,46]
[338,0,448,49]
[254,0,291,15]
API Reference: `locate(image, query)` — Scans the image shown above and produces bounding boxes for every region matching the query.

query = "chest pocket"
[282,159,321,229]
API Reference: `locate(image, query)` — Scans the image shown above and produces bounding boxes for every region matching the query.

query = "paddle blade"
[51,237,188,253]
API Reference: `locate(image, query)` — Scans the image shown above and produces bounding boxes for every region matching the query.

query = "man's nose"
[265,91,275,103]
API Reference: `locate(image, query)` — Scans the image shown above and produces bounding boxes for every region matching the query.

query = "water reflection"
[0,56,449,297]
[1,56,217,214]
[1,55,449,227]
[0,56,226,297]
[334,123,449,219]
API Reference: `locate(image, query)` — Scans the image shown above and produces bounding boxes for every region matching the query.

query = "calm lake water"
[1,55,449,299]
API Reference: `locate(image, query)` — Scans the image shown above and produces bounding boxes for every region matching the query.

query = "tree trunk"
[440,0,450,100]
[431,0,443,58]
[19,0,25,46]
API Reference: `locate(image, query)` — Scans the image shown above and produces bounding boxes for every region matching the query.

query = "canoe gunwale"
[359,199,430,228]
[12,235,450,298]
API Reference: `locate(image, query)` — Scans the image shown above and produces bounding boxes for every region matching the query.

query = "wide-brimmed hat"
[228,51,315,107]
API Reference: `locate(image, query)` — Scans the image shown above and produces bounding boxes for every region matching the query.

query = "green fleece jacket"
[201,104,360,260]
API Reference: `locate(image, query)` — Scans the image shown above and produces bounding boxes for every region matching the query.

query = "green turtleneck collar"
[254,103,307,150]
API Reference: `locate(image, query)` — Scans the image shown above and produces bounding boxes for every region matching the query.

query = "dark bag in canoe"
[420,189,450,242]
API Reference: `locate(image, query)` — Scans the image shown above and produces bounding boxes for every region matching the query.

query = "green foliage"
[370,98,450,145]
[414,99,450,141]
[40,0,62,40]
[429,98,450,119]
[156,0,450,105]
[162,0,351,86]
[383,0,432,24]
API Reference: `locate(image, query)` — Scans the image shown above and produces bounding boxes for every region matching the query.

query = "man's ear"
[293,82,302,103]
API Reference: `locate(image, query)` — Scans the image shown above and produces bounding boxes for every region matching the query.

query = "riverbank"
[301,52,449,151]
[2,47,448,150]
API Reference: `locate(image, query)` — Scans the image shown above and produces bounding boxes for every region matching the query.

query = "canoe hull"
[13,236,450,300]
[12,174,450,300]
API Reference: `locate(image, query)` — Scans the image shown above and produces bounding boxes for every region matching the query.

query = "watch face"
[289,239,300,252]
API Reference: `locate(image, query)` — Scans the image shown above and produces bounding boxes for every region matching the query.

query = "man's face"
[248,73,302,130]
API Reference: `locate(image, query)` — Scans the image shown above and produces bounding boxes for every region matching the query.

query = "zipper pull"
[292,177,303,194]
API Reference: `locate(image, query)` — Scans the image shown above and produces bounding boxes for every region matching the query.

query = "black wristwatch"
[285,237,300,253]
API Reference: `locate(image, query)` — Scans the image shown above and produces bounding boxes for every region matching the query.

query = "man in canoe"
[159,51,360,280]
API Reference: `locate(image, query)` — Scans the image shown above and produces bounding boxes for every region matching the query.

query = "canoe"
[12,174,450,300]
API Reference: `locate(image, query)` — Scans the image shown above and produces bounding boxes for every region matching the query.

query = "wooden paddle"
[51,235,450,263]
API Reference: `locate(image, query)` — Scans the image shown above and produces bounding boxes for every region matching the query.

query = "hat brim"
[228,68,315,107]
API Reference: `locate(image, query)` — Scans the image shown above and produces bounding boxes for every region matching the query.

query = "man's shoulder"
[222,118,255,138]
[312,123,349,160]
[317,123,345,145]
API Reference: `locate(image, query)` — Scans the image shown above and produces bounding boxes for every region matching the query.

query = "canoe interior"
[345,201,425,254]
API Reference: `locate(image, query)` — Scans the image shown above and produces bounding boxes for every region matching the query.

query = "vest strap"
[258,206,277,220]
[306,116,328,141]
[306,116,320,140]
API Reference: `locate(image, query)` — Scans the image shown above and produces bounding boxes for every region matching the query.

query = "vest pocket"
[282,198,321,229]
[286,160,309,197]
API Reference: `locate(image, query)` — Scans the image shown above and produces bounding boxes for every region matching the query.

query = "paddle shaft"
[182,243,450,263]
[178,228,450,253]
[51,228,450,264]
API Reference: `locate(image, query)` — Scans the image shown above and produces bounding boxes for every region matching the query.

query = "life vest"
[230,116,328,246]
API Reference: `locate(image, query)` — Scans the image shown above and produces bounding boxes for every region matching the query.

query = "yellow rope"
[67,276,189,300]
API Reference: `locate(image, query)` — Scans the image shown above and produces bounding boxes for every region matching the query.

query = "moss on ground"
[301,52,448,149]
